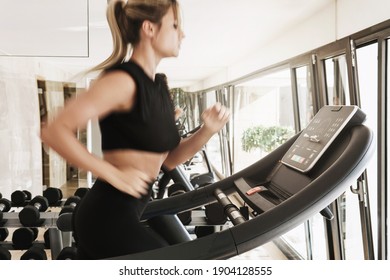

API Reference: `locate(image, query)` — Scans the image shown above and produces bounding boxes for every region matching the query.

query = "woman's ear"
[141,20,155,38]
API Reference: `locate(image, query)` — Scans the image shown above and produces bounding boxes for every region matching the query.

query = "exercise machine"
[106,105,374,259]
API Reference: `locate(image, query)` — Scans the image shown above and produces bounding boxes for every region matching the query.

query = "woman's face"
[152,6,185,58]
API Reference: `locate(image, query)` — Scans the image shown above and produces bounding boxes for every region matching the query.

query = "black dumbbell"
[190,173,214,189]
[0,246,11,260]
[0,198,12,222]
[56,246,77,260]
[59,196,81,215]
[74,187,89,199]
[11,190,32,207]
[18,195,49,227]
[205,202,227,225]
[43,229,51,249]
[12,227,39,250]
[195,182,227,225]
[167,183,192,225]
[20,245,47,260]
[194,226,215,238]
[0,228,9,242]
[43,187,63,206]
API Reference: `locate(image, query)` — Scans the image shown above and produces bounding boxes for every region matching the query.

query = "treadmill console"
[281,105,366,173]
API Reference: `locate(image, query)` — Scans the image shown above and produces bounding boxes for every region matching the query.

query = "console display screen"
[281,106,365,173]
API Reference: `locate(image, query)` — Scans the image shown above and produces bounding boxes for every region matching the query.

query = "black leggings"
[73,179,168,259]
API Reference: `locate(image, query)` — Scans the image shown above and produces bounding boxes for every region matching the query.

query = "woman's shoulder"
[106,61,140,76]
[105,61,152,85]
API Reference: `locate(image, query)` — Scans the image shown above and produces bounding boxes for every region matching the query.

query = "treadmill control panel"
[281,106,366,173]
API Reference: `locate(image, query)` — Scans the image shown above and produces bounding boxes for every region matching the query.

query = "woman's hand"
[107,167,153,198]
[163,103,230,170]
[201,102,230,134]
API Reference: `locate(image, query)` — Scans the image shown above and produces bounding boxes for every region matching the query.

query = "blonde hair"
[88,0,180,74]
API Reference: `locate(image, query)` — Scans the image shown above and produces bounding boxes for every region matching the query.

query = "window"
[387,39,390,258]
[281,65,326,260]
[324,55,350,106]
[204,90,224,174]
[233,69,295,172]
[354,42,379,259]
[295,66,314,129]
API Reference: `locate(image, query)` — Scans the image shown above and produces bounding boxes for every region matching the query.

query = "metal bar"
[351,171,375,259]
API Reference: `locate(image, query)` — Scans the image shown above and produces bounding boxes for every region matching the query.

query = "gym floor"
[6,233,286,260]
[230,242,287,260]
[5,234,285,260]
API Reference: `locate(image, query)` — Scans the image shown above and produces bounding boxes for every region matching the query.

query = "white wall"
[0,58,41,198]
[337,0,390,38]
[188,0,390,91]
[0,57,76,199]
[1,0,389,199]
[0,0,88,57]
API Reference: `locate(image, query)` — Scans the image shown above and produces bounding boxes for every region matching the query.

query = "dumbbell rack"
[1,211,71,260]
[0,188,89,260]
[2,212,59,227]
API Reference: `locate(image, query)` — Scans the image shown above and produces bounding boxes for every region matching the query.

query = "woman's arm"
[163,103,230,170]
[41,71,151,198]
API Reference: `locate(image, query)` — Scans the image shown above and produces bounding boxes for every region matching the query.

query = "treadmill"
[105,105,374,259]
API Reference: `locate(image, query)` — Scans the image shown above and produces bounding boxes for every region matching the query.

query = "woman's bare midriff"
[103,149,169,179]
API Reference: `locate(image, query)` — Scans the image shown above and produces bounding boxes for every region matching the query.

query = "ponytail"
[87,0,129,73]
[85,0,180,75]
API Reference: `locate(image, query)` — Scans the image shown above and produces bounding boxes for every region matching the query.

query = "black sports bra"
[99,61,181,153]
